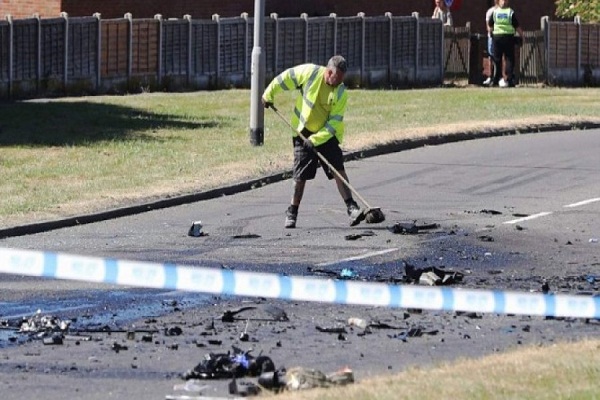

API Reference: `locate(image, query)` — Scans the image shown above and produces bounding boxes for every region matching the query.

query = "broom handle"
[270,107,372,209]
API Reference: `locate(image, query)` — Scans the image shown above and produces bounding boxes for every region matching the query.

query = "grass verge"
[1,87,599,228]
[268,339,600,399]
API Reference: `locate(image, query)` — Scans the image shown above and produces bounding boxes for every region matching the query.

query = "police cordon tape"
[1,247,598,319]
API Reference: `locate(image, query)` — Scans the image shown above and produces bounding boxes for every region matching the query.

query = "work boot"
[284,207,297,229]
[347,201,361,221]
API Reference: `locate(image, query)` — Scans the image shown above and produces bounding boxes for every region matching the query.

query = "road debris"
[480,209,502,215]
[348,317,368,329]
[345,230,376,240]
[19,310,70,333]
[43,334,64,345]
[404,264,464,285]
[231,234,261,239]
[315,326,347,334]
[220,304,289,322]
[182,346,275,380]
[388,221,439,234]
[478,235,494,242]
[340,268,358,279]
[188,221,207,237]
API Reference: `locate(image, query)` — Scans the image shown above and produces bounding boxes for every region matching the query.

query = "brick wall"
[59,0,256,20]
[3,0,556,32]
[1,0,62,18]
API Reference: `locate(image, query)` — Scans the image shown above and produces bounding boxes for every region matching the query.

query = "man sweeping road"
[262,55,363,229]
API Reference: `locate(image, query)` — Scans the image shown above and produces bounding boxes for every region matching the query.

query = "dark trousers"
[492,35,516,85]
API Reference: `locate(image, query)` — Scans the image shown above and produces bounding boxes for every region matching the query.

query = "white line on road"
[563,198,600,208]
[316,248,399,267]
[504,212,553,225]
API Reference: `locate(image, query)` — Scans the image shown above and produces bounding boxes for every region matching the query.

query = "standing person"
[262,55,361,229]
[483,0,500,86]
[488,0,524,87]
[432,0,453,26]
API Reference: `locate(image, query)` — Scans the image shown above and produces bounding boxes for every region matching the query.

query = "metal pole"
[575,16,581,85]
[7,15,13,99]
[541,16,549,85]
[61,12,69,92]
[249,0,265,146]
[185,14,192,86]
[387,12,393,86]
[213,14,221,86]
[359,12,365,86]
[94,13,101,91]
[155,14,163,87]
[413,12,420,83]
[125,13,132,80]
[35,14,41,94]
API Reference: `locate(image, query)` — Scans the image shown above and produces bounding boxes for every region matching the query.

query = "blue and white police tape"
[0,247,598,319]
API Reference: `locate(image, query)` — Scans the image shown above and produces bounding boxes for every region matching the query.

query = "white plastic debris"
[347,317,368,329]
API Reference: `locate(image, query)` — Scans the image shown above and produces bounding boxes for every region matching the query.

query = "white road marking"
[504,212,553,225]
[503,197,599,225]
[316,248,399,267]
[563,198,600,208]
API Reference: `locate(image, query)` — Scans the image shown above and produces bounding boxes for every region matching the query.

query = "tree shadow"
[0,101,222,147]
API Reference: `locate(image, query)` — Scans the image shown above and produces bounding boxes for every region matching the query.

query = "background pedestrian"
[483,0,500,86]
[488,0,524,87]
[432,0,453,26]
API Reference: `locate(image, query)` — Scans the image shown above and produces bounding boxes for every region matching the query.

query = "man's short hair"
[327,55,347,73]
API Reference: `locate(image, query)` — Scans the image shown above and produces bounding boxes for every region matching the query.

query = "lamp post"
[249,0,265,146]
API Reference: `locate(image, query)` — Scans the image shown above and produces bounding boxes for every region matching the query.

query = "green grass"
[1,87,599,227]
[266,340,600,400]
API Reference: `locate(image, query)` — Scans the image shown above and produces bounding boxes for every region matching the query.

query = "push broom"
[270,106,385,226]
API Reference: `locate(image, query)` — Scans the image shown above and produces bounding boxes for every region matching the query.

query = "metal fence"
[0,13,599,99]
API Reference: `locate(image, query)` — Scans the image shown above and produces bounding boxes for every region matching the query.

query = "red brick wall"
[58,0,257,20]
[3,0,556,32]
[1,0,62,18]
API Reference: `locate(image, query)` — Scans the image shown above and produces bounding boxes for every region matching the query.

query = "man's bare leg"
[285,179,306,228]
[291,179,306,206]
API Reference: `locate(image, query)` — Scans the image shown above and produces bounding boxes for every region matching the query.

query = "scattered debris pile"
[388,221,439,235]
[18,309,71,333]
[404,264,465,286]
[181,346,275,380]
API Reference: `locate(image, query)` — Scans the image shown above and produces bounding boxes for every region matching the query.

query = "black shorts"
[293,129,344,181]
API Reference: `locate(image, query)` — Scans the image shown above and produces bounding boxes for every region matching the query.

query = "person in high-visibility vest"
[262,55,361,229]
[487,0,524,87]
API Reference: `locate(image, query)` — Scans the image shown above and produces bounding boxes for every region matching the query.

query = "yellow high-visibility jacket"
[263,63,348,146]
[492,7,516,35]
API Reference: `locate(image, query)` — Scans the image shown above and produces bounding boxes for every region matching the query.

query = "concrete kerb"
[1,121,599,239]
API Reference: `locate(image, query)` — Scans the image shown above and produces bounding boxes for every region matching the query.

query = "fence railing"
[0,12,446,99]
[544,16,600,86]
[0,13,599,100]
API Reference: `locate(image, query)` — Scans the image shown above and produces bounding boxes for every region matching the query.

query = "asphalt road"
[1,128,599,399]
[2,128,599,279]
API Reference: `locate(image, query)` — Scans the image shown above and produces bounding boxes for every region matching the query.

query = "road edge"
[2,121,599,238]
